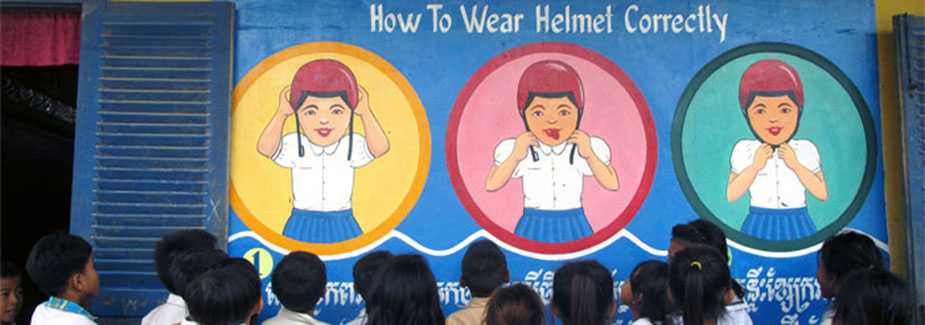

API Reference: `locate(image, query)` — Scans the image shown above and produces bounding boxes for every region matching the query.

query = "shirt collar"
[46,296,97,321]
[536,141,568,155]
[279,308,325,324]
[166,293,187,308]
[307,136,343,156]
[468,297,490,308]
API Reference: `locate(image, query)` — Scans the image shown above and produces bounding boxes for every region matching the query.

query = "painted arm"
[355,86,389,157]
[727,143,772,202]
[485,132,536,192]
[570,130,618,190]
[257,87,293,159]
[779,144,828,201]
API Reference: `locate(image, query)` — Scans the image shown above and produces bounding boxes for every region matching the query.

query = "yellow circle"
[230,42,431,255]
[243,248,273,279]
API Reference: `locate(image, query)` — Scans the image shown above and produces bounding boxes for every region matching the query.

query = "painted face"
[816,255,835,298]
[0,276,22,323]
[524,96,580,147]
[297,95,352,147]
[746,95,800,145]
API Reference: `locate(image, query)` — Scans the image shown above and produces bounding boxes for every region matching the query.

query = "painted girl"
[257,59,390,243]
[485,60,619,243]
[726,59,828,241]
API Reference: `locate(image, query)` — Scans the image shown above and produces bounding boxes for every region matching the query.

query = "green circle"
[672,43,877,251]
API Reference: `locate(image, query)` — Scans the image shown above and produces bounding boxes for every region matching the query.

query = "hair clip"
[690,261,703,271]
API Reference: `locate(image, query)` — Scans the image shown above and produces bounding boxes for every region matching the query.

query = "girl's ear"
[69,272,84,293]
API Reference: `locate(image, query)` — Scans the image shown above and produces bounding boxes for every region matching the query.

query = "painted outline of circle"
[230,42,432,255]
[447,42,658,254]
[671,42,878,252]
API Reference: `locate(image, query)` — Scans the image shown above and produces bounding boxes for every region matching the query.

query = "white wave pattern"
[227,227,889,261]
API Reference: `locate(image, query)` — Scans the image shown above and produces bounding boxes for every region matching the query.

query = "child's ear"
[503,270,510,283]
[69,272,84,293]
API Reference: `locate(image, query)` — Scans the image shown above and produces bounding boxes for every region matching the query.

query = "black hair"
[819,231,884,288]
[365,254,444,325]
[668,245,730,325]
[155,229,217,295]
[1,261,21,279]
[485,283,545,325]
[168,249,228,300]
[671,219,744,298]
[629,260,669,323]
[353,251,393,302]
[519,92,583,164]
[25,233,93,296]
[272,251,326,313]
[551,260,614,325]
[293,91,355,159]
[832,269,914,325]
[461,240,508,298]
[186,258,261,325]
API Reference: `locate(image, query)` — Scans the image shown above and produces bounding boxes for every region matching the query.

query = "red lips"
[315,128,332,137]
[543,128,561,140]
[767,127,782,136]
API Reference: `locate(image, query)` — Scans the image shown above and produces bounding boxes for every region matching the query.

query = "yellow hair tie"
[690,261,703,270]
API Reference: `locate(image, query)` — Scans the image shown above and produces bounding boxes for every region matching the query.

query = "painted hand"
[355,86,372,117]
[568,130,594,158]
[511,132,538,162]
[277,86,295,117]
[778,143,801,170]
[752,143,773,170]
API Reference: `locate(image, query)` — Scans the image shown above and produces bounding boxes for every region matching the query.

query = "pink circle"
[447,42,657,253]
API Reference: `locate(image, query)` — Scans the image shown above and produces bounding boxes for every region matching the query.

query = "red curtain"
[1,9,81,66]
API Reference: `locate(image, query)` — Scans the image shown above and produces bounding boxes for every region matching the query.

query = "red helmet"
[738,59,804,109]
[289,59,359,109]
[517,60,584,111]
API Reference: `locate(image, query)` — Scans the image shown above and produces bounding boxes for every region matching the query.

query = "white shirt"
[344,308,366,325]
[730,139,821,209]
[493,137,611,210]
[30,303,96,325]
[263,308,330,325]
[142,294,187,325]
[821,307,834,325]
[630,318,657,325]
[273,133,374,211]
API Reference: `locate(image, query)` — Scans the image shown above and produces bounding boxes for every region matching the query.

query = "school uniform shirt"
[494,137,611,210]
[670,300,753,325]
[30,298,96,325]
[820,307,834,325]
[141,294,188,325]
[273,133,374,212]
[344,308,366,325]
[262,308,330,325]
[630,318,658,325]
[446,297,489,325]
[730,139,821,209]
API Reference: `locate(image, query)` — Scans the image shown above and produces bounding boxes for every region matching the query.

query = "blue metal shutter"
[68,1,234,317]
[895,13,925,324]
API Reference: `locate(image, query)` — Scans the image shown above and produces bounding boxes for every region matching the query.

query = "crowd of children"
[5,220,915,325]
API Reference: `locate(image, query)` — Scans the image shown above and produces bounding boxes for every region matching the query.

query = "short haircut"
[485,283,545,325]
[461,240,508,297]
[168,249,228,299]
[352,251,392,301]
[1,261,22,278]
[186,258,261,325]
[833,269,914,325]
[820,231,884,281]
[629,260,669,323]
[272,251,326,313]
[155,230,217,294]
[365,254,444,325]
[25,233,93,296]
[552,260,614,325]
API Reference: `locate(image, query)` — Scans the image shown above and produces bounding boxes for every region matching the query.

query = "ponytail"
[553,261,613,325]
[569,275,600,325]
[669,245,730,325]
[682,264,706,325]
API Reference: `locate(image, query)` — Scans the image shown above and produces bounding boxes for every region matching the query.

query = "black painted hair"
[819,231,884,283]
[168,249,228,300]
[629,260,670,323]
[461,240,508,298]
[485,283,546,325]
[293,91,355,159]
[1,261,21,279]
[668,245,730,325]
[272,251,326,313]
[155,229,217,295]
[833,269,914,325]
[186,258,261,325]
[353,251,393,302]
[25,233,93,296]
[671,219,744,297]
[552,260,614,325]
[365,254,445,325]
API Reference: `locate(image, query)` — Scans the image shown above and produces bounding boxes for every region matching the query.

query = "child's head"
[817,231,884,298]
[551,260,615,325]
[669,219,729,263]
[738,59,804,146]
[155,229,217,296]
[832,269,913,325]
[366,254,443,325]
[290,59,359,148]
[517,60,584,147]
[168,249,228,301]
[1,261,23,323]
[352,251,392,303]
[620,260,668,323]
[186,258,262,325]
[485,283,545,325]
[25,233,99,303]
[668,245,730,325]
[461,240,509,298]
[271,251,326,314]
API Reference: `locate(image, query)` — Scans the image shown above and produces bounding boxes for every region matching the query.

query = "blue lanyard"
[45,297,96,321]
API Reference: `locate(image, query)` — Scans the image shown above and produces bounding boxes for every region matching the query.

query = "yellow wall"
[875,0,925,275]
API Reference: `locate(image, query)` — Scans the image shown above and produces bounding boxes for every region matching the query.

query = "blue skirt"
[514,208,593,243]
[741,206,816,241]
[282,208,362,243]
